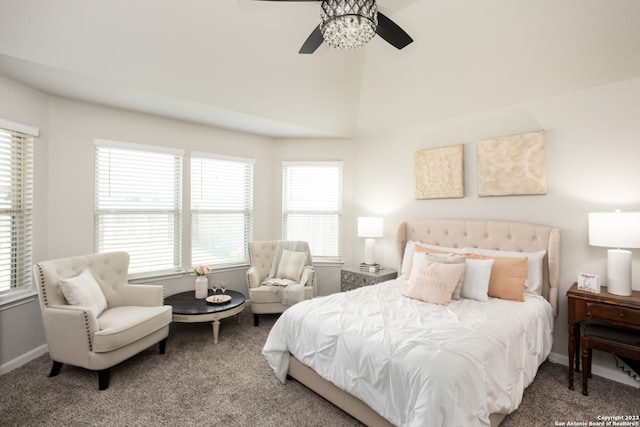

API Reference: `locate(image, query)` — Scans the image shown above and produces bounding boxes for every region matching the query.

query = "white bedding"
[263,279,554,427]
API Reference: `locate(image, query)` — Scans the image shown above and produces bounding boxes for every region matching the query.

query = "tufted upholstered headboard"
[396,219,560,316]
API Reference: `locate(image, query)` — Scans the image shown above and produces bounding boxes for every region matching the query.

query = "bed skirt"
[287,355,507,427]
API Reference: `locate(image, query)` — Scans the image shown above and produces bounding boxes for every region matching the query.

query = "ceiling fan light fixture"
[320,0,378,50]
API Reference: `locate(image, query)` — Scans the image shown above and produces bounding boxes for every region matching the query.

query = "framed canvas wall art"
[414,144,464,199]
[477,130,546,197]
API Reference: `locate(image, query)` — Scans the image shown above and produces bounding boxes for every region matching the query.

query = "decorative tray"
[206,294,231,304]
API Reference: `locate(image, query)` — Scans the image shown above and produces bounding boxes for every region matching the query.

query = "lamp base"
[607,249,632,296]
[363,238,376,265]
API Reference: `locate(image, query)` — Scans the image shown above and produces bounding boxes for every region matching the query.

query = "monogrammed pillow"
[410,252,467,300]
[403,257,466,306]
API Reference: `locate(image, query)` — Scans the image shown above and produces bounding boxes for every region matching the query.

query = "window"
[191,153,254,268]
[0,122,35,297]
[282,162,343,261]
[94,140,183,277]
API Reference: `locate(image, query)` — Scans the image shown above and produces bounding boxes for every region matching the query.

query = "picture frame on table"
[577,273,600,293]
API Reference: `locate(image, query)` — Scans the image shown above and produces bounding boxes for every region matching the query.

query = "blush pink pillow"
[403,257,466,305]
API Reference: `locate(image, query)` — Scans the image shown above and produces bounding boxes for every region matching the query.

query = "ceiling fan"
[256,0,413,54]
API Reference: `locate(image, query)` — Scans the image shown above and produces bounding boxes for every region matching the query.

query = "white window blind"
[94,140,183,277]
[282,162,343,261]
[191,153,254,268]
[0,127,33,294]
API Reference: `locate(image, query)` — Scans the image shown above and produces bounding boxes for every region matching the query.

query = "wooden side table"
[566,283,640,390]
[341,266,397,292]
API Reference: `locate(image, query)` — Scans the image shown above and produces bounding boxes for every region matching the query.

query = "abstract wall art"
[414,144,464,199]
[477,130,546,197]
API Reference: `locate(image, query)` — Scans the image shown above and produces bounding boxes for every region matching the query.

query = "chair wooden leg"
[98,368,111,391]
[49,361,63,377]
[159,338,167,354]
[254,314,259,327]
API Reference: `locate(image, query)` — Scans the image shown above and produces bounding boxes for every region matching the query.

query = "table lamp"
[358,217,383,266]
[588,211,640,296]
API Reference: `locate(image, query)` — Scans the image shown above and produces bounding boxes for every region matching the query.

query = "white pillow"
[460,258,494,302]
[276,249,307,282]
[400,241,464,279]
[462,247,546,295]
[58,269,108,316]
[399,240,415,278]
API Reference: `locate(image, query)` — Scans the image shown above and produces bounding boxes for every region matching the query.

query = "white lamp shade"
[357,217,383,238]
[588,211,640,248]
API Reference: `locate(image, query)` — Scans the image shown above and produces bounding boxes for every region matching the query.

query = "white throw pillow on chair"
[59,269,108,316]
[276,249,307,282]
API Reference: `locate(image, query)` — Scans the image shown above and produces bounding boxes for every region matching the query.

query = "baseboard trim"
[548,351,640,389]
[0,344,48,375]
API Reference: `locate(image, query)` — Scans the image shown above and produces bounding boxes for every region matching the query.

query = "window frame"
[190,151,254,270]
[282,161,343,263]
[94,139,184,279]
[0,118,38,306]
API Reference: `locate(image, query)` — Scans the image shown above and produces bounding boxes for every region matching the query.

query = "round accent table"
[165,289,246,344]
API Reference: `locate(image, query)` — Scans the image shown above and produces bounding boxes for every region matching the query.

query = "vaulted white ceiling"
[1,0,639,138]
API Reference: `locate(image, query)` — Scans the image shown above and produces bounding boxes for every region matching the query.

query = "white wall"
[350,76,640,383]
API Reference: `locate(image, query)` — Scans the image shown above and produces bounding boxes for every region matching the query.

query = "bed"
[263,219,560,427]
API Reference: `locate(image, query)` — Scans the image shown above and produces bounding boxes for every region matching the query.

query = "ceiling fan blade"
[376,12,413,50]
[299,25,324,54]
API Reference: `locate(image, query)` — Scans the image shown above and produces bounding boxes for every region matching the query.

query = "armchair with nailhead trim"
[246,241,316,326]
[33,252,172,390]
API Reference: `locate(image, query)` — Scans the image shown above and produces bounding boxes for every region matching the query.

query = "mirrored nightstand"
[341,266,397,292]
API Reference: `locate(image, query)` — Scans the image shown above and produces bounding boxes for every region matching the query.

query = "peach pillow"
[403,244,450,279]
[464,253,527,301]
[403,257,466,305]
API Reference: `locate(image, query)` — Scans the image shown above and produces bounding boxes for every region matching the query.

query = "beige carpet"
[1,309,638,426]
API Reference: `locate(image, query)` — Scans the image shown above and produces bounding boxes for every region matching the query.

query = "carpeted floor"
[1,309,638,426]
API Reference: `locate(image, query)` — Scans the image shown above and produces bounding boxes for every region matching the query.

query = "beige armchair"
[33,252,172,390]
[246,240,316,326]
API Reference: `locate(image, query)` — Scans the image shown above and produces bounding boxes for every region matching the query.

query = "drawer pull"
[620,312,625,318]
